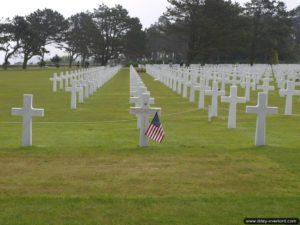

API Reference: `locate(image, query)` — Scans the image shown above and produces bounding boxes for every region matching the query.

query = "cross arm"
[246,106,258,114]
[11,108,23,116]
[130,107,161,116]
[221,96,231,103]
[31,108,45,117]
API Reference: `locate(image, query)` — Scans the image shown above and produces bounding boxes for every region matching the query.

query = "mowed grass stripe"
[0,196,299,225]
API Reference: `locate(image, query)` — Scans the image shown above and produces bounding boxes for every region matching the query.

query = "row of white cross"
[6,64,298,148]
[167,64,300,84]
[273,64,300,82]
[152,64,273,93]
[146,64,300,115]
[8,66,121,147]
[129,65,161,147]
[145,64,285,147]
[50,66,121,109]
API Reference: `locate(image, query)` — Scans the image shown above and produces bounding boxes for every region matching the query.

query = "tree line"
[147,0,300,65]
[0,4,145,69]
[0,0,300,70]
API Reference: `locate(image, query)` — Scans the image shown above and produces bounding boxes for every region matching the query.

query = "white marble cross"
[74,81,85,103]
[279,81,300,115]
[221,85,246,128]
[11,94,44,147]
[257,78,274,94]
[197,78,209,110]
[130,80,144,96]
[246,92,278,147]
[130,93,161,147]
[59,72,64,90]
[80,80,90,99]
[205,81,225,117]
[182,77,191,99]
[189,75,199,103]
[130,88,153,107]
[218,74,228,92]
[65,81,83,109]
[88,79,96,95]
[130,88,154,129]
[241,76,252,102]
[228,72,238,85]
[176,69,184,95]
[131,86,147,98]
[64,71,70,87]
[277,78,285,90]
[172,70,178,92]
[49,73,60,92]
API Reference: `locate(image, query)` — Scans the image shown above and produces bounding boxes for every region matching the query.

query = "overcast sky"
[0,0,299,63]
[0,0,299,29]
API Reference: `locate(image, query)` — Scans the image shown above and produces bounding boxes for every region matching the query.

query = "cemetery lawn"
[0,68,300,225]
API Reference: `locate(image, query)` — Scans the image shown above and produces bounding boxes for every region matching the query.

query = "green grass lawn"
[0,67,299,225]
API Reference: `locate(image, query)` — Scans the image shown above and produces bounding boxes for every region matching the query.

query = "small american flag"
[145,112,165,143]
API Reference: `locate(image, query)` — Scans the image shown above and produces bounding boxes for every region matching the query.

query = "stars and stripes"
[145,112,165,143]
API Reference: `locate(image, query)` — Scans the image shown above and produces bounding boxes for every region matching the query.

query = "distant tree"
[245,0,292,64]
[198,0,248,64]
[51,54,61,67]
[92,4,143,65]
[166,0,204,64]
[59,16,78,67]
[38,47,49,67]
[145,24,166,62]
[166,0,247,64]
[145,16,187,63]
[19,9,68,69]
[123,17,146,61]
[0,17,24,70]
[17,17,43,69]
[63,13,96,67]
[291,6,300,61]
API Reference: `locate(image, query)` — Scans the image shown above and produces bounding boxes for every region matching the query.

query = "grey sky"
[0,0,299,63]
[0,0,299,29]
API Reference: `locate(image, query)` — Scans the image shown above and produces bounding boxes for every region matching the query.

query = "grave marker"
[246,92,278,146]
[130,93,161,147]
[11,94,44,147]
[257,78,274,94]
[279,81,300,115]
[49,73,60,92]
[130,87,154,129]
[221,85,246,128]
[205,81,225,117]
[65,81,83,110]
[198,78,208,110]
